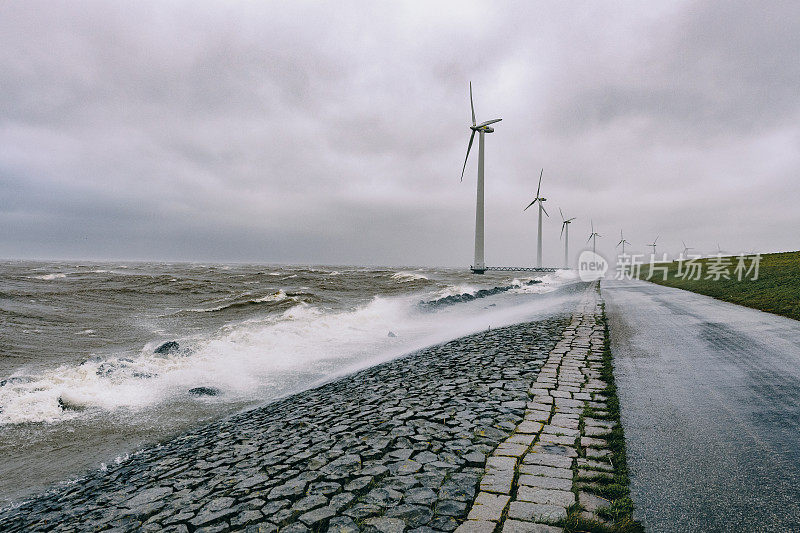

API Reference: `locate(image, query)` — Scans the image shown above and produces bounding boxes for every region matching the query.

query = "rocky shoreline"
[0,289,582,532]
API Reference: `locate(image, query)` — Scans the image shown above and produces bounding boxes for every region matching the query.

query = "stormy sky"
[1,1,798,267]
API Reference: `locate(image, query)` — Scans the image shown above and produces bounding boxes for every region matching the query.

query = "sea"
[0,260,579,507]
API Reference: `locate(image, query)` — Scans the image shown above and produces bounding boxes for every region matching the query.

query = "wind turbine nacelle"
[471,126,495,133]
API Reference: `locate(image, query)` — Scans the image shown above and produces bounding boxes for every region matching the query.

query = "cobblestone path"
[0,287,588,532]
[456,284,615,533]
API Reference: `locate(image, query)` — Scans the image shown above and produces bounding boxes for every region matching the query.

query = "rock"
[327,516,359,533]
[189,387,221,397]
[385,504,434,528]
[363,517,407,533]
[154,341,180,354]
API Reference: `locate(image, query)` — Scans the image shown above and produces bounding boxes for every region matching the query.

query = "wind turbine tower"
[524,169,548,268]
[588,221,601,255]
[617,230,630,254]
[559,208,575,268]
[461,82,502,274]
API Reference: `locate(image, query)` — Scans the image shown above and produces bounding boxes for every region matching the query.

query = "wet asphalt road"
[603,279,800,533]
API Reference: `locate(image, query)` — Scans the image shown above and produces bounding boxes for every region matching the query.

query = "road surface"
[603,278,800,532]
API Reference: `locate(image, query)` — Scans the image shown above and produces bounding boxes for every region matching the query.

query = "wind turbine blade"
[591,220,594,233]
[682,240,686,248]
[477,118,502,128]
[559,207,564,222]
[469,82,476,126]
[587,235,593,243]
[560,222,565,238]
[617,240,623,247]
[523,199,536,211]
[536,169,543,198]
[460,130,476,181]
[655,235,660,243]
[567,217,576,222]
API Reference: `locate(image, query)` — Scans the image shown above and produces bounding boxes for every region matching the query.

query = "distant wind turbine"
[461,82,502,274]
[524,169,548,268]
[617,230,630,254]
[681,240,693,257]
[587,220,601,255]
[559,208,576,268]
[648,235,659,256]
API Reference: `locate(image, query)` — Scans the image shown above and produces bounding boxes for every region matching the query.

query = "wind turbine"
[648,235,659,256]
[617,230,630,254]
[559,208,576,268]
[587,220,601,255]
[524,169,548,268]
[681,240,693,257]
[461,82,502,274]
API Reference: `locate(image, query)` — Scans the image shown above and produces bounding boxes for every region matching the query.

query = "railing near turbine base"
[470,266,563,273]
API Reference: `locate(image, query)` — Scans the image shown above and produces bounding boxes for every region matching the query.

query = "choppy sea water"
[0,260,578,506]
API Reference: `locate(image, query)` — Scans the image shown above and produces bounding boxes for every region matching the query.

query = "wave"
[434,284,479,299]
[32,273,66,280]
[180,290,300,314]
[391,271,429,282]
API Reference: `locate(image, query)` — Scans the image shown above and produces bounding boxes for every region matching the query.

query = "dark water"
[0,260,576,506]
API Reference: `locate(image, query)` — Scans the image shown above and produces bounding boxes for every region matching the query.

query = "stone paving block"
[524,411,550,423]
[516,421,544,434]
[526,402,553,412]
[549,415,579,428]
[538,434,575,446]
[486,456,517,472]
[480,473,514,495]
[580,436,607,448]
[583,426,611,437]
[453,520,497,533]
[493,443,528,458]
[522,453,572,469]
[467,492,511,522]
[530,444,577,458]
[507,501,567,523]
[579,491,610,512]
[576,458,613,471]
[518,464,572,479]
[517,475,572,491]
[502,519,564,533]
[516,487,575,507]
[531,395,553,404]
[585,448,611,459]
[577,468,613,480]
[553,398,583,409]
[507,433,536,446]
[541,425,579,437]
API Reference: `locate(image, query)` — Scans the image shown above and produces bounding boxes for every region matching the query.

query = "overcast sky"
[1,1,798,267]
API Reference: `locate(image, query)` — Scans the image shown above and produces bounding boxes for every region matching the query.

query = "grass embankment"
[560,302,644,533]
[640,250,800,321]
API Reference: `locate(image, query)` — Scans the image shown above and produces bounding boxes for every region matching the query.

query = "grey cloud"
[0,0,797,266]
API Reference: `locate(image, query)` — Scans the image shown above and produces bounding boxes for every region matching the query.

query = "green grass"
[637,250,800,321]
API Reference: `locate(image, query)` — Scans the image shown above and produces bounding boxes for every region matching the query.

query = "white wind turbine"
[617,230,630,254]
[588,220,601,255]
[681,240,693,257]
[559,208,576,268]
[461,82,502,274]
[648,235,659,257]
[524,169,548,268]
